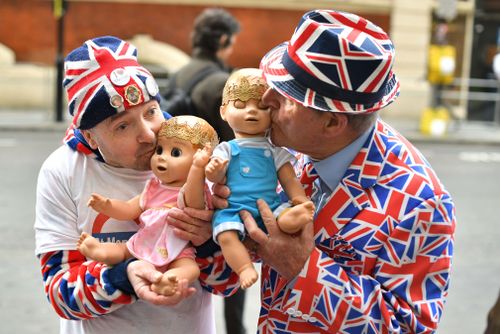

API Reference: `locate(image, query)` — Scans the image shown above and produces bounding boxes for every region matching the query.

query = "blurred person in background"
[169,8,241,143]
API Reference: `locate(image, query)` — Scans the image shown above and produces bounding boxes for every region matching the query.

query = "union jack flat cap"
[260,10,400,113]
[63,36,161,129]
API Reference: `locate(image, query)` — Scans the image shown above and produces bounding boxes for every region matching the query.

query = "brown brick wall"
[0,1,390,68]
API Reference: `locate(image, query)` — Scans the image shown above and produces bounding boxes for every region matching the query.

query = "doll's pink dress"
[126,177,210,268]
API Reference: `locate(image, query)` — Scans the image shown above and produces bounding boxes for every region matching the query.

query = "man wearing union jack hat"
[34,36,237,333]
[239,10,456,333]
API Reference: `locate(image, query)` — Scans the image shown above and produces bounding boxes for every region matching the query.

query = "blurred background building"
[0,0,499,127]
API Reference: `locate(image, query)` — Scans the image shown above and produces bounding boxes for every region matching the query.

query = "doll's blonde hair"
[158,116,219,149]
[222,68,268,105]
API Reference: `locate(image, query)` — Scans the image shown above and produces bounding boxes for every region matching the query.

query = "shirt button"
[301,314,310,321]
[295,310,302,317]
[309,316,317,323]
[286,308,295,315]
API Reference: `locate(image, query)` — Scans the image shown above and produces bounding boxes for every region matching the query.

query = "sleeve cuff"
[108,258,138,296]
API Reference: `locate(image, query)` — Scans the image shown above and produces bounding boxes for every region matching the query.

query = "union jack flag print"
[39,247,237,320]
[257,119,455,333]
[63,36,158,129]
[261,10,400,114]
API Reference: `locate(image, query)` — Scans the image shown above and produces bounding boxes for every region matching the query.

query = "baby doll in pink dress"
[77,115,218,295]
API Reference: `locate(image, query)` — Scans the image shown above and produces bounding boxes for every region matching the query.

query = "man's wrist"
[107,258,138,296]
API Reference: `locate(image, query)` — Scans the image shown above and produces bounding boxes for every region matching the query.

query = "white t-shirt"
[35,145,215,334]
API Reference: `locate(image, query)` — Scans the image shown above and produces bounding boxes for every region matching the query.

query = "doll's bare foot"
[238,264,258,289]
[77,232,107,261]
[278,201,315,234]
[151,275,178,296]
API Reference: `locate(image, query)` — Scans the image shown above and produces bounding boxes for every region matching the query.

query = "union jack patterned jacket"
[258,119,456,333]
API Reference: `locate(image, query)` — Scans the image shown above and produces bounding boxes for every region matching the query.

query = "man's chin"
[134,159,152,171]
[269,132,283,147]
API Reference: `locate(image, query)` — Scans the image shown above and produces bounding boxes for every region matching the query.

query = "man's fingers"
[256,199,279,234]
[137,288,171,305]
[182,207,213,222]
[135,267,162,284]
[172,228,193,241]
[212,183,230,198]
[299,215,314,241]
[240,210,268,246]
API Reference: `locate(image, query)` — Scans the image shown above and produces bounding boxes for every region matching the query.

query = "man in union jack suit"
[240,10,456,333]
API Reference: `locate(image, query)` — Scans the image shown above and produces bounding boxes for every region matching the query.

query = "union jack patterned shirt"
[257,119,455,333]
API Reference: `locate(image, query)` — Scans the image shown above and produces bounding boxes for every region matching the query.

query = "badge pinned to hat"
[260,10,400,114]
[63,36,162,129]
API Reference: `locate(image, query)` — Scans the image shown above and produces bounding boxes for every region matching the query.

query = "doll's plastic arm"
[184,145,213,209]
[205,157,228,184]
[277,162,309,201]
[88,193,142,221]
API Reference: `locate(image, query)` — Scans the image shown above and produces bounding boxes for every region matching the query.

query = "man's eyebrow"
[105,110,130,124]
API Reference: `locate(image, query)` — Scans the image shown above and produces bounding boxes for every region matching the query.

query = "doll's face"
[221,98,271,138]
[150,135,197,187]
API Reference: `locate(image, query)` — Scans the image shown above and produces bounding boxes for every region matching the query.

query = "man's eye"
[146,107,158,117]
[155,146,163,155]
[115,123,128,131]
[171,148,182,157]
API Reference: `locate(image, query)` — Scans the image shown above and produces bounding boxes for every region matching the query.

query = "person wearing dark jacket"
[173,8,240,143]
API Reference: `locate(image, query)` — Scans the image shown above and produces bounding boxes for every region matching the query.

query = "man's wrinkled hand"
[127,260,195,306]
[240,199,315,280]
[167,207,212,246]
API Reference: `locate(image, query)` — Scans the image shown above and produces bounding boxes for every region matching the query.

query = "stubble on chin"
[135,147,155,171]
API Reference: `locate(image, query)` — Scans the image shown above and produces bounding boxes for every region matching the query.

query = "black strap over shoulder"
[169,65,219,94]
[162,65,220,117]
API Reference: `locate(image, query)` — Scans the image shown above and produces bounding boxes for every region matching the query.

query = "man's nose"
[262,88,279,110]
[137,120,156,144]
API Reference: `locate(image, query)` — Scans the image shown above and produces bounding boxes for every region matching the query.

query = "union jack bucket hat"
[260,10,400,113]
[64,36,161,129]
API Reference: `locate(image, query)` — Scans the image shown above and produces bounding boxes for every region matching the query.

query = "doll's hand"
[240,199,315,280]
[167,207,212,246]
[87,193,110,213]
[205,158,228,184]
[127,260,195,306]
[192,144,213,169]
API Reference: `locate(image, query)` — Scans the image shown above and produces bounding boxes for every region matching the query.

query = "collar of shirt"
[307,125,374,193]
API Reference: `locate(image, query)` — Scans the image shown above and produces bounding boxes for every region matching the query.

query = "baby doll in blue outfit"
[205,68,315,289]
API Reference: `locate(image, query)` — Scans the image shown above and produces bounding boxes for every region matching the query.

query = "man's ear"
[324,112,348,136]
[81,129,98,150]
